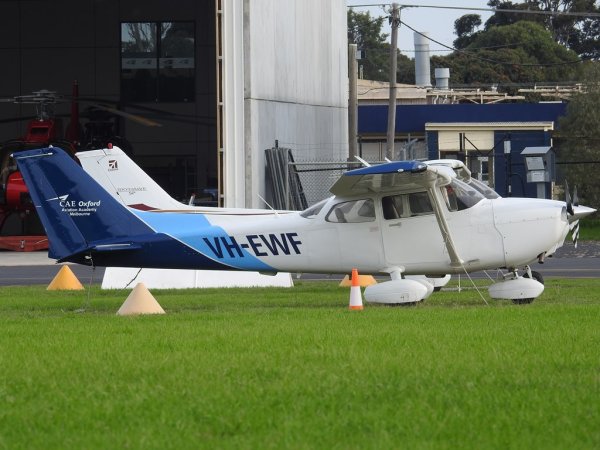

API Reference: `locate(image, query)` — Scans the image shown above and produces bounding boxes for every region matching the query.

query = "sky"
[346,0,494,56]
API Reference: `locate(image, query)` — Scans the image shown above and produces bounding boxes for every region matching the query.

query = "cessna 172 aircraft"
[14,146,595,304]
[77,147,594,294]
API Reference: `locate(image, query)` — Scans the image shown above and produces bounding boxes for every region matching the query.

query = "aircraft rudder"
[14,147,153,260]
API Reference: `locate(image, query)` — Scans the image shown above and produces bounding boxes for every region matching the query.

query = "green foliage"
[485,0,600,58]
[347,9,415,84]
[453,14,483,49]
[347,9,389,81]
[579,218,600,239]
[347,7,585,86]
[1,282,600,449]
[433,21,580,85]
[558,63,600,209]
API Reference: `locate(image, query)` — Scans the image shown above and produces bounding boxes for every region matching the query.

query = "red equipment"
[1,82,154,251]
[0,88,78,251]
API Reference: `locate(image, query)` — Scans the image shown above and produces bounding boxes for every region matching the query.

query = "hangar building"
[0,0,348,208]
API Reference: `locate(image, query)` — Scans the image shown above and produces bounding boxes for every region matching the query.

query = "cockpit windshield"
[467,178,500,199]
[441,178,486,211]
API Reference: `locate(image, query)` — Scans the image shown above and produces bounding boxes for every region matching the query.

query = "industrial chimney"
[435,68,450,90]
[414,32,431,88]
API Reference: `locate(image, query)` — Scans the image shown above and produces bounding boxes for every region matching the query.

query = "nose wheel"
[488,266,545,304]
[523,267,544,285]
[510,267,544,304]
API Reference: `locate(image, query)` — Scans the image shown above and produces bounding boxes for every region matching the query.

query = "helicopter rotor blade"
[87,103,162,127]
[0,116,38,124]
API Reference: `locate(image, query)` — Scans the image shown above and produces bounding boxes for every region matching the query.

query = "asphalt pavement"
[0,242,598,287]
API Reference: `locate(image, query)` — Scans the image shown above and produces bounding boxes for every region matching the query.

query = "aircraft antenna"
[354,155,371,167]
[257,194,279,217]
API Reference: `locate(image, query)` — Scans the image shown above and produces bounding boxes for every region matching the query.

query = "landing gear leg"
[522,266,544,285]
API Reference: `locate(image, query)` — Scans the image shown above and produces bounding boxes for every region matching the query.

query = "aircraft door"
[325,198,384,271]
[379,192,446,270]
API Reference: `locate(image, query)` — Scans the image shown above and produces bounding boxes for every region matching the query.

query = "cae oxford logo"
[47,194,101,217]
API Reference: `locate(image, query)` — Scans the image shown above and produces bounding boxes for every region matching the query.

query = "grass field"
[580,218,600,241]
[0,280,599,449]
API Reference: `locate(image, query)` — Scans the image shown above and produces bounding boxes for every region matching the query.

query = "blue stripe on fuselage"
[132,210,275,271]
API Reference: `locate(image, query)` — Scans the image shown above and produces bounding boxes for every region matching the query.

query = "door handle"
[389,222,402,228]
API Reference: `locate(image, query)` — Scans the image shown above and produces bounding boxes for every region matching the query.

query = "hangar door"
[120,3,219,205]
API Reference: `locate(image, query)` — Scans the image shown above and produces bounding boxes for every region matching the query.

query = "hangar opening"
[0,0,218,205]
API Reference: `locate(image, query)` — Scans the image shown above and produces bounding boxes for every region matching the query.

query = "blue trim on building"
[493,130,553,198]
[358,103,567,134]
[357,102,567,199]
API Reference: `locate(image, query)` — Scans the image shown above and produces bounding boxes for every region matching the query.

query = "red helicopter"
[0,88,80,251]
[0,83,160,251]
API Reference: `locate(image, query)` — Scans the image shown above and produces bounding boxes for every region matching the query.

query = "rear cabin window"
[326,199,375,223]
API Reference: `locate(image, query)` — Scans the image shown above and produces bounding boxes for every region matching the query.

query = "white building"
[220,0,348,207]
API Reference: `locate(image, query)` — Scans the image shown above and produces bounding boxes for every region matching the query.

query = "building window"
[121,22,195,102]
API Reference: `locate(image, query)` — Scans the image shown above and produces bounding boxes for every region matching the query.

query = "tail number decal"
[202,233,302,259]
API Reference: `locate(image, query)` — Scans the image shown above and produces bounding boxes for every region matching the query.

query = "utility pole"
[348,43,358,162]
[386,3,400,160]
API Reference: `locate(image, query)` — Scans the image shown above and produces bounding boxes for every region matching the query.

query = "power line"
[348,3,600,18]
[402,20,584,67]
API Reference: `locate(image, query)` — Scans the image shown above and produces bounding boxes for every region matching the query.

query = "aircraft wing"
[330,161,452,197]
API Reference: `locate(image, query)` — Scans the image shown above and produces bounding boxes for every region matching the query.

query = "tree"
[485,0,600,59]
[454,14,483,49]
[433,21,580,86]
[557,63,600,209]
[347,10,389,81]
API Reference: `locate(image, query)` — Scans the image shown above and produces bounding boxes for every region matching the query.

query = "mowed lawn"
[0,280,599,449]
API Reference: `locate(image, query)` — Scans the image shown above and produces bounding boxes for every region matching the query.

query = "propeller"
[565,180,580,248]
[565,180,574,216]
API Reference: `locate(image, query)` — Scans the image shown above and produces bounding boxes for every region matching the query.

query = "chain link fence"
[266,146,379,210]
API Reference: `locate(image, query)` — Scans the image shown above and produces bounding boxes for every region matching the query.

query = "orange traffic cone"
[348,268,364,310]
[47,265,84,291]
[339,273,377,287]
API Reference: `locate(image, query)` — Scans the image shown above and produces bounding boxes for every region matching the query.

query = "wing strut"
[427,184,464,268]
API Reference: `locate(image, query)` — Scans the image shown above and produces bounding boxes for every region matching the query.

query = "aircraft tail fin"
[14,147,153,261]
[76,146,184,210]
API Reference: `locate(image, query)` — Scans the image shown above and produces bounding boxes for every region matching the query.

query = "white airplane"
[78,147,456,293]
[14,146,596,304]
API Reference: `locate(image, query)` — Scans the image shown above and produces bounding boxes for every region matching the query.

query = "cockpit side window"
[408,192,434,215]
[442,179,485,211]
[382,192,434,218]
[382,195,404,220]
[326,199,375,223]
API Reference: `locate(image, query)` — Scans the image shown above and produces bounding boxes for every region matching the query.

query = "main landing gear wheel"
[512,297,534,305]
